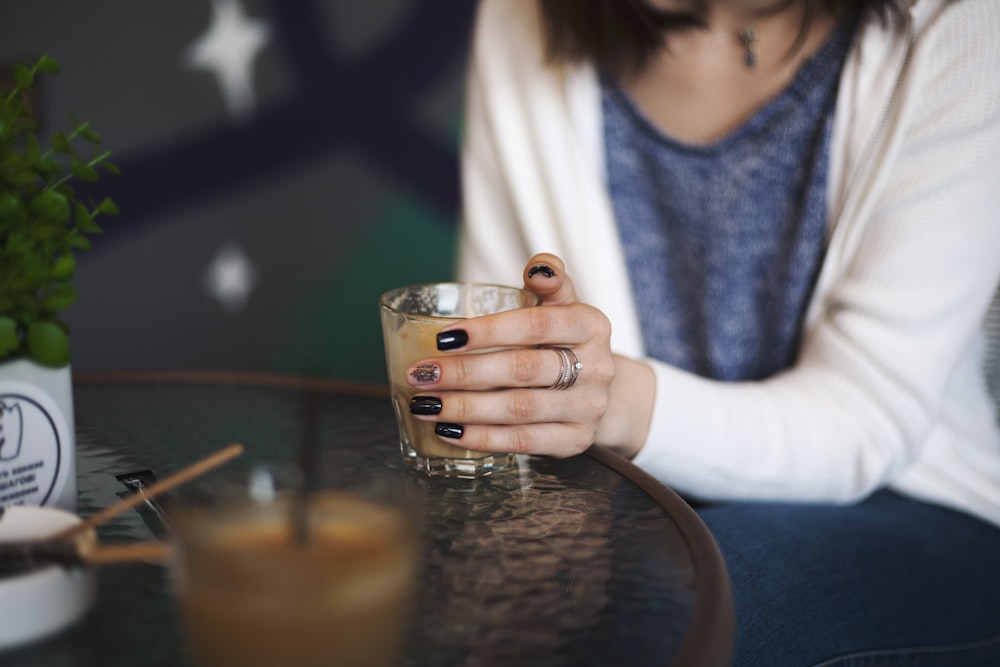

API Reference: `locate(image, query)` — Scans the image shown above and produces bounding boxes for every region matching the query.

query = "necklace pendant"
[739,28,759,69]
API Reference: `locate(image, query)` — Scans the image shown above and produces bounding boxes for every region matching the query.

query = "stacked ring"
[546,346,583,390]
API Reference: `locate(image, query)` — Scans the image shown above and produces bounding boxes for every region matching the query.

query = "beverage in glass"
[379,283,539,478]
[171,491,416,667]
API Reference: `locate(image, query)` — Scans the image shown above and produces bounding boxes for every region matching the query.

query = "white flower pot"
[0,359,77,513]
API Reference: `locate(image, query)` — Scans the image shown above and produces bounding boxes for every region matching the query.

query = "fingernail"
[409,363,440,385]
[435,423,464,439]
[409,396,442,415]
[528,264,556,279]
[437,330,468,351]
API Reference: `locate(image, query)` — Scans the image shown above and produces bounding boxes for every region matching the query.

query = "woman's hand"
[405,253,655,459]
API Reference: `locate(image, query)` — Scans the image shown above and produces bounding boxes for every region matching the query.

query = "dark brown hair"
[537,0,910,75]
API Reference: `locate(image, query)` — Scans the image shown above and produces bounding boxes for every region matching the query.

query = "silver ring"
[546,346,582,390]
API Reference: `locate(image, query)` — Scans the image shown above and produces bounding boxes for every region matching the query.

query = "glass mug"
[379,282,540,478]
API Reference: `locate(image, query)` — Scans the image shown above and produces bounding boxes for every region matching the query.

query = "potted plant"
[0,55,118,513]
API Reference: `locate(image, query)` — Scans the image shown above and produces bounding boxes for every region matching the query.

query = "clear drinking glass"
[379,282,540,478]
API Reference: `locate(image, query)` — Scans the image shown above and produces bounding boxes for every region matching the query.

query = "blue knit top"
[602,21,855,381]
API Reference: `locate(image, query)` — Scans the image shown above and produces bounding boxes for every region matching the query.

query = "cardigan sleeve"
[456,0,647,355]
[633,1,1000,504]
[456,0,551,288]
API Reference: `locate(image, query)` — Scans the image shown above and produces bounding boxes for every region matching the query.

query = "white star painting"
[184,0,272,121]
[203,241,259,313]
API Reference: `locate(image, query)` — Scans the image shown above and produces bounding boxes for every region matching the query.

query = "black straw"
[292,390,321,544]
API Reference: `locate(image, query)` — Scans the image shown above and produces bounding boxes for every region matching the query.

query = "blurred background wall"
[0,0,477,384]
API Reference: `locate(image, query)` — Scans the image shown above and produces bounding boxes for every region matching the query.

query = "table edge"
[73,369,389,397]
[585,445,734,667]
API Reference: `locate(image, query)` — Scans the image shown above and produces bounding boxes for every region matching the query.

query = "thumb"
[522,253,578,306]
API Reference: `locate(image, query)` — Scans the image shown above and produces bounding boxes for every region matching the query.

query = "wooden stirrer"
[51,442,244,542]
[0,539,171,571]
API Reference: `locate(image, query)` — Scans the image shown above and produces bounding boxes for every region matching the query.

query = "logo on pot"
[0,402,24,460]
[0,393,63,508]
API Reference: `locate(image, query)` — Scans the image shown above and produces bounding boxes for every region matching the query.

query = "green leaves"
[28,189,71,224]
[72,160,100,182]
[97,197,118,215]
[41,284,76,311]
[26,320,70,368]
[35,56,59,75]
[13,65,34,91]
[0,317,70,367]
[0,192,20,219]
[0,54,119,367]
[51,253,76,280]
[0,318,18,358]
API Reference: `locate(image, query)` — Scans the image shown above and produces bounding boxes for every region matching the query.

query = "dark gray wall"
[0,0,476,383]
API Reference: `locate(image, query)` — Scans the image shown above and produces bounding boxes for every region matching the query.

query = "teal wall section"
[280,194,458,383]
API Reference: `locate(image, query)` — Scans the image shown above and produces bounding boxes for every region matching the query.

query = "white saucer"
[0,505,97,650]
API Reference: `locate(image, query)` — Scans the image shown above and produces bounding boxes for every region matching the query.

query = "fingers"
[435,303,610,354]
[523,253,578,306]
[404,346,614,458]
[409,390,602,458]
[409,386,608,427]
[403,254,615,459]
[435,254,595,354]
[408,343,611,392]
[431,422,596,458]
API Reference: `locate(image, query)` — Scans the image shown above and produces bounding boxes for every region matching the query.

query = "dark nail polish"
[528,264,556,279]
[435,423,464,439]
[410,396,443,415]
[437,330,468,351]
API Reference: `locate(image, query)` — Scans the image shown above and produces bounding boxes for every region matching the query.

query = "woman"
[406,0,1000,663]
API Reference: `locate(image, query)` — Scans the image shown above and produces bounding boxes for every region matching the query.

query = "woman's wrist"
[594,354,656,459]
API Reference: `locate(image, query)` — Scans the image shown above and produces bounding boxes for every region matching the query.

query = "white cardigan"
[457,0,1000,526]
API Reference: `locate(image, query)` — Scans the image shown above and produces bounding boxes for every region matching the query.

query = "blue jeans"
[696,491,1000,666]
